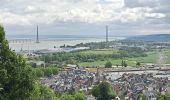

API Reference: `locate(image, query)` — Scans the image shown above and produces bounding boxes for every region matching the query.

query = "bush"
[105,61,112,68]
[33,67,59,77]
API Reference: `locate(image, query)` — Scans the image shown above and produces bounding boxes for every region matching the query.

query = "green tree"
[29,82,58,100]
[98,82,110,100]
[157,93,170,100]
[124,61,127,67]
[60,94,74,100]
[91,85,99,98]
[39,84,57,100]
[91,81,115,100]
[33,68,44,77]
[121,60,127,67]
[136,62,141,67]
[105,61,112,68]
[121,60,124,67]
[157,95,165,100]
[0,26,35,100]
[74,92,85,100]
[165,93,170,100]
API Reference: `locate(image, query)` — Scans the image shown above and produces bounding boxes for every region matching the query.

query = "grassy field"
[79,59,137,67]
[78,48,170,67]
[80,49,118,55]
[128,51,159,64]
[164,49,170,64]
[78,51,159,67]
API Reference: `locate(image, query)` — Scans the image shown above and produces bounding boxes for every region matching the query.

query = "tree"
[124,61,127,67]
[121,60,124,67]
[60,94,74,100]
[29,82,58,100]
[157,93,170,100]
[0,26,34,100]
[136,62,141,67]
[74,92,85,100]
[98,81,110,100]
[121,60,127,67]
[105,61,112,68]
[39,84,57,100]
[165,93,170,100]
[91,85,99,98]
[157,95,165,100]
[91,81,115,100]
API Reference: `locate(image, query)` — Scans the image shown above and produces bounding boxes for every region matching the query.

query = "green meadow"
[78,50,160,67]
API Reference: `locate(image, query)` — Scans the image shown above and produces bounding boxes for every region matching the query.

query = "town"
[38,63,170,100]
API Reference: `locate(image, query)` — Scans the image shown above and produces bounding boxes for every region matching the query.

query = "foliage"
[157,95,165,100]
[33,67,59,77]
[136,62,141,66]
[91,81,116,100]
[121,60,127,67]
[157,93,170,100]
[91,85,99,97]
[60,92,85,100]
[105,61,112,68]
[0,26,35,100]
[60,94,75,100]
[74,92,86,100]
[29,82,58,100]
[39,47,147,67]
[119,46,147,58]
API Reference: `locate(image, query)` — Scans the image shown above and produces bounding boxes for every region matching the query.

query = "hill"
[127,34,170,41]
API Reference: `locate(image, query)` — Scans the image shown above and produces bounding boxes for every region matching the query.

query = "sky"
[0,0,170,36]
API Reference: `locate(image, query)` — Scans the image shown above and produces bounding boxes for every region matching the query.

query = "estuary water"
[7,35,125,51]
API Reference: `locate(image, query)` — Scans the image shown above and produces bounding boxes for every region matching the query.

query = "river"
[7,35,125,51]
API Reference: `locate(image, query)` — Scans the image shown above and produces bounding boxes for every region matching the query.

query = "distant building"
[26,60,45,68]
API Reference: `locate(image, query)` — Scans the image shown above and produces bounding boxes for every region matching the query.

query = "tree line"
[38,46,147,66]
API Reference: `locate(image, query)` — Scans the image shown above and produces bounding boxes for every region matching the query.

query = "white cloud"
[0,0,169,35]
[144,13,166,18]
[0,0,166,25]
[0,12,31,25]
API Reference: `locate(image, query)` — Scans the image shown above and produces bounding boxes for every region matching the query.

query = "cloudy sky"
[0,0,170,36]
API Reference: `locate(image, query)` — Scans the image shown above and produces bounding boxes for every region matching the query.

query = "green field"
[128,51,159,64]
[79,59,137,67]
[164,49,170,64]
[78,51,159,67]
[77,48,170,67]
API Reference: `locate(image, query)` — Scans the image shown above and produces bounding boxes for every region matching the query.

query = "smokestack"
[36,25,39,43]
